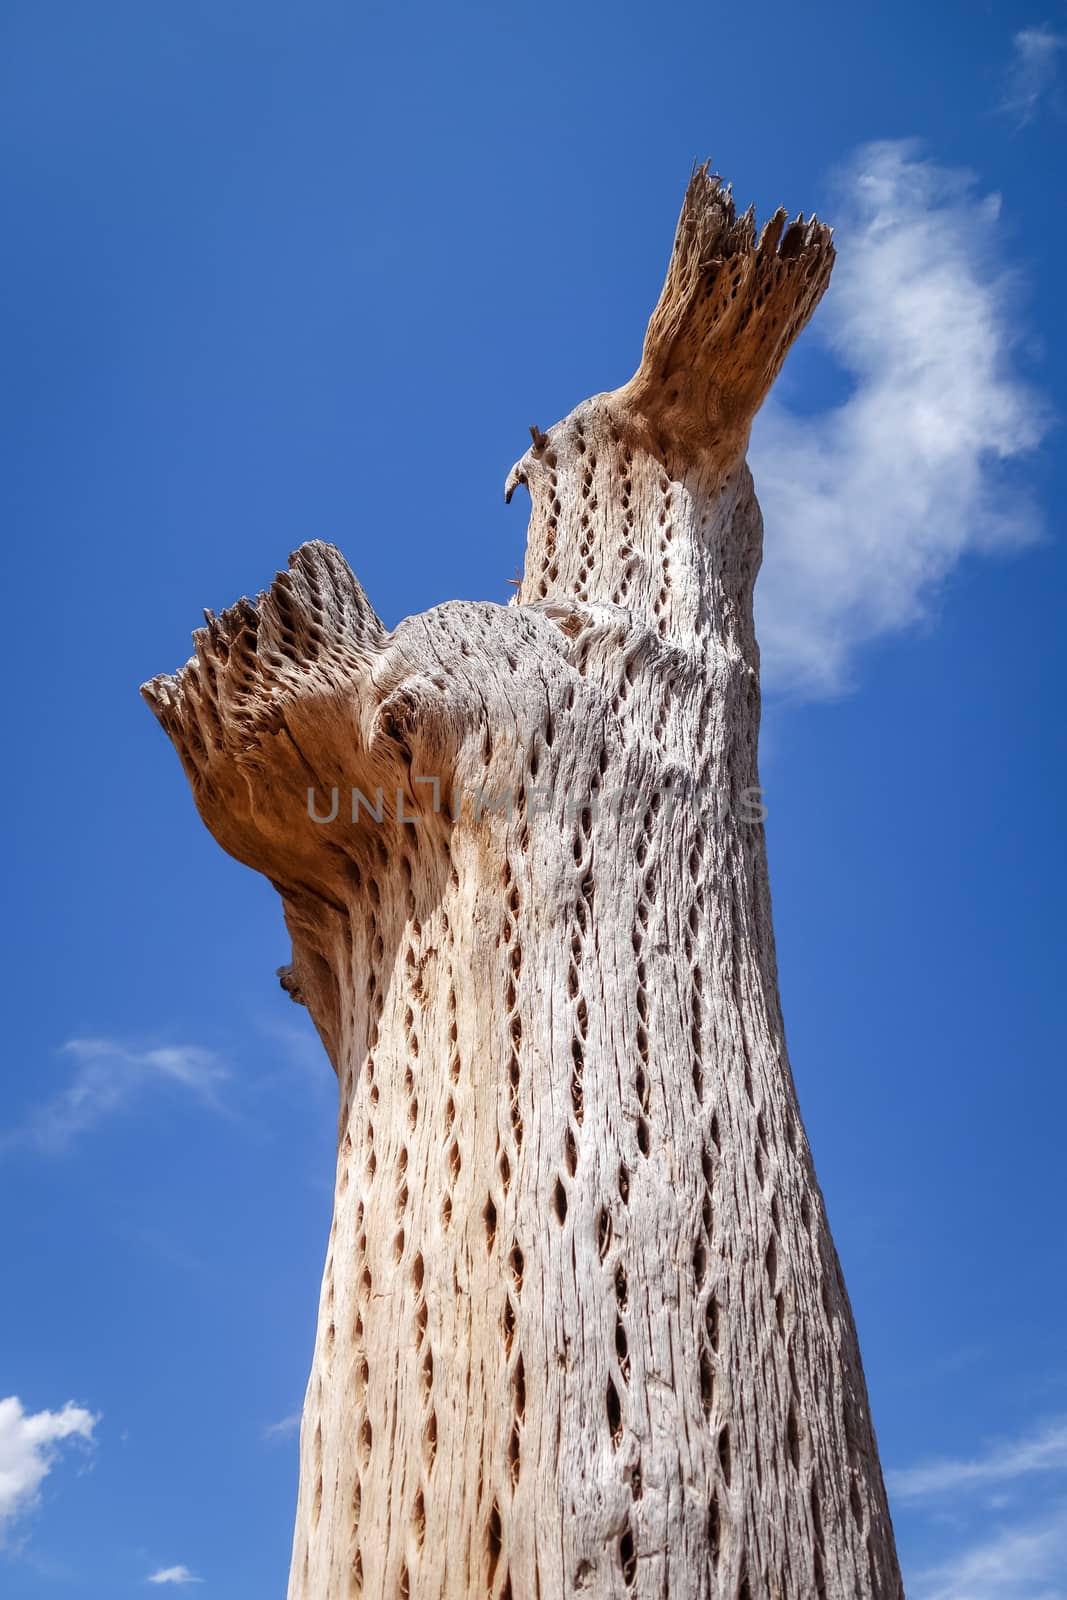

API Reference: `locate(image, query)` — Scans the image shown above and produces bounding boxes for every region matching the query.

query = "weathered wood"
[144,166,903,1599]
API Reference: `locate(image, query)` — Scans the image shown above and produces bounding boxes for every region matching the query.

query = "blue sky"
[1,2,1065,1594]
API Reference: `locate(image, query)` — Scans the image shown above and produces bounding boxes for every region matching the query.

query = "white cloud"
[751,139,1047,697]
[893,1415,1067,1599]
[1001,25,1066,124]
[5,1038,229,1153]
[0,1396,98,1541]
[147,1567,203,1586]
[263,1413,301,1441]
[890,1415,1067,1500]
[910,1507,1067,1600]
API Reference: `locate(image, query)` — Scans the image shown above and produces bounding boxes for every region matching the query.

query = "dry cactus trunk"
[144,167,903,1600]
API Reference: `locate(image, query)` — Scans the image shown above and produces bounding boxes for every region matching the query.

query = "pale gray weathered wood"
[144,167,903,1600]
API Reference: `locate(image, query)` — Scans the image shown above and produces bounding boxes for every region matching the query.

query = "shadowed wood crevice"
[144,166,902,1600]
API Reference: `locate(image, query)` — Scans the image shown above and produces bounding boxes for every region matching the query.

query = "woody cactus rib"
[144,164,903,1599]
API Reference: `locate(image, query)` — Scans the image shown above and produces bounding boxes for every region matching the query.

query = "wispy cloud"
[263,1413,301,1441]
[893,1414,1067,1600]
[890,1415,1067,1500]
[147,1567,203,1586]
[4,1038,230,1153]
[0,1396,99,1542]
[751,139,1047,697]
[1001,24,1066,125]
[910,1508,1067,1600]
